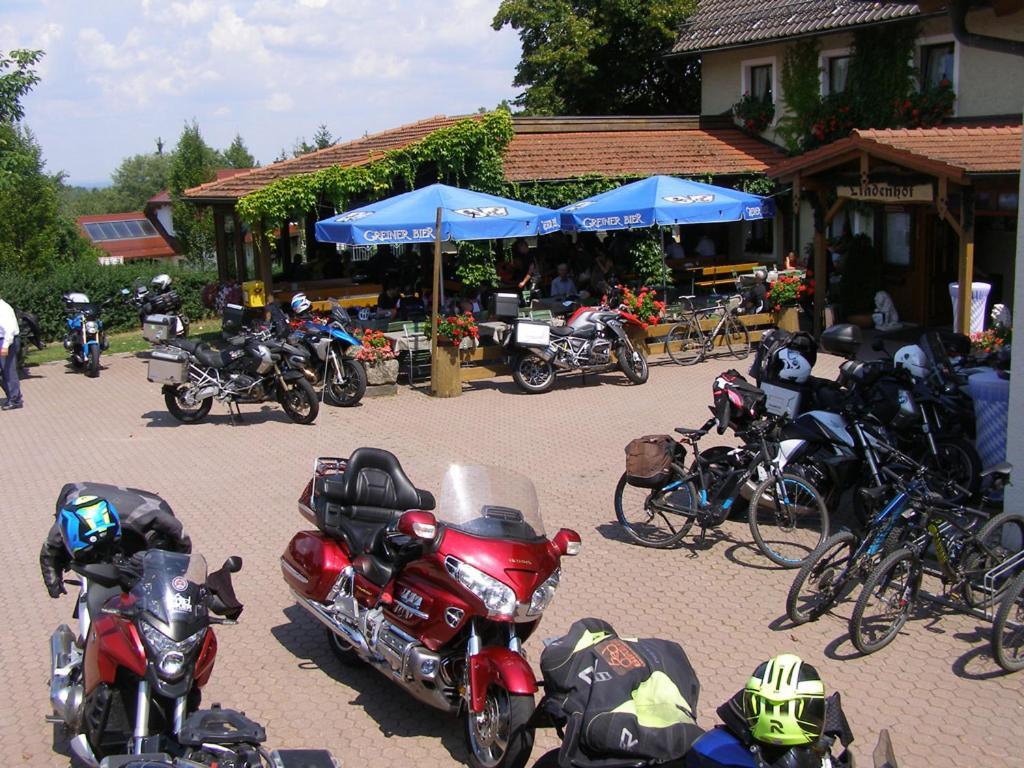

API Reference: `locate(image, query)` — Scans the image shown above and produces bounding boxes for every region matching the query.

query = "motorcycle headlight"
[528,568,560,616]
[85,321,99,334]
[445,558,516,618]
[139,621,206,678]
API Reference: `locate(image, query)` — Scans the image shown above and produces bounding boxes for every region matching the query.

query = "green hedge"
[0,260,218,341]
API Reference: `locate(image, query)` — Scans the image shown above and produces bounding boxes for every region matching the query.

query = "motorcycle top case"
[147,346,189,384]
[142,314,175,343]
[539,617,704,768]
[624,435,676,488]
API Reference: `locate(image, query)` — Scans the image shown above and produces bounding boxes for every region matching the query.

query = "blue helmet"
[59,495,121,561]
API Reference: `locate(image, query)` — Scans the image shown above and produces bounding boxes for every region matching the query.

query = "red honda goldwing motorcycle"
[48,550,245,766]
[504,300,649,394]
[280,448,581,768]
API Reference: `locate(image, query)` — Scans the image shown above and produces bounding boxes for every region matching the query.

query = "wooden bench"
[687,262,761,290]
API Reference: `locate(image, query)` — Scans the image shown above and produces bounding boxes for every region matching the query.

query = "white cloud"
[298,0,329,7]
[76,28,141,70]
[265,92,294,112]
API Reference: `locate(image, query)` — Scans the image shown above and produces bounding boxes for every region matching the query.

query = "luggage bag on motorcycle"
[712,370,766,433]
[147,346,189,384]
[539,617,704,768]
[142,314,176,343]
[624,435,676,488]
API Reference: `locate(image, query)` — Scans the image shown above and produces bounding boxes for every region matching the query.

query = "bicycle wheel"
[850,547,921,655]
[961,511,1024,607]
[786,531,858,625]
[665,319,705,366]
[992,569,1024,673]
[614,472,696,548]
[748,473,829,568]
[721,314,750,360]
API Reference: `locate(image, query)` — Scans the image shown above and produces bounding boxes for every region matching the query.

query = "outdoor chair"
[530,309,553,322]
[386,321,407,333]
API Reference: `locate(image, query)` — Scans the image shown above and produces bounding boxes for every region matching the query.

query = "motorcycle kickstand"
[228,401,243,425]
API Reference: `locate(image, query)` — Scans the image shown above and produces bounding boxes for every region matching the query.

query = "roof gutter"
[949,0,1024,57]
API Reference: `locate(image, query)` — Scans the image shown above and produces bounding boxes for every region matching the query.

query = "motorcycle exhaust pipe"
[50,625,83,728]
[531,347,554,363]
[291,590,370,655]
[69,735,99,768]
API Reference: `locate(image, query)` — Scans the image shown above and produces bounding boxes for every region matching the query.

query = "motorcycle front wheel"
[617,342,649,384]
[324,357,367,407]
[512,354,555,394]
[464,686,535,768]
[279,377,319,424]
[163,386,212,423]
[87,345,101,378]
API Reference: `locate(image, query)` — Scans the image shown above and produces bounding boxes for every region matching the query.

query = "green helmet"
[741,654,825,747]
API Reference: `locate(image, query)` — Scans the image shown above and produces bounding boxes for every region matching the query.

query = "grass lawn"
[24,321,222,366]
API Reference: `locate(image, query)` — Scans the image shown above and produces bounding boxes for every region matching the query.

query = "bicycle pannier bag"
[624,435,674,488]
[539,617,704,768]
[712,369,766,433]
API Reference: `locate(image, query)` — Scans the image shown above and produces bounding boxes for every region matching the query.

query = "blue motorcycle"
[63,292,111,378]
[284,302,366,407]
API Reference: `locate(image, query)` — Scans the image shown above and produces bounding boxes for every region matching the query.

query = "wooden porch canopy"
[768,121,1022,335]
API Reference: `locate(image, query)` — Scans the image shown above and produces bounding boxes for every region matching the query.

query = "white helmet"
[290,292,311,315]
[777,348,812,383]
[151,274,172,292]
[894,344,929,380]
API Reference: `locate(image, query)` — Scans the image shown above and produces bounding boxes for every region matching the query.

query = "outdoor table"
[384,330,429,354]
[967,368,1009,470]
[478,321,509,344]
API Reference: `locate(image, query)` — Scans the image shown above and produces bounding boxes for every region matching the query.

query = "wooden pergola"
[769,124,1022,335]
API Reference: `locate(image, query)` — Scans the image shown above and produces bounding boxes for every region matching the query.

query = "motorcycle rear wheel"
[279,377,319,424]
[512,354,555,394]
[464,686,535,768]
[163,386,212,423]
[325,627,361,666]
[324,358,367,407]
[87,345,101,378]
[617,342,649,384]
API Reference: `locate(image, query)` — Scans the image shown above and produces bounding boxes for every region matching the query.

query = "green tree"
[0,49,42,123]
[223,133,257,168]
[493,0,698,115]
[109,150,174,210]
[169,121,218,261]
[312,123,333,149]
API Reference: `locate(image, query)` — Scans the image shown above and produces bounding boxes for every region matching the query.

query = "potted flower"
[355,329,399,386]
[731,92,775,134]
[971,326,1011,356]
[767,271,812,332]
[424,312,479,397]
[617,285,667,329]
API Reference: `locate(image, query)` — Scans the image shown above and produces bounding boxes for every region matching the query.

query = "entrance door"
[927,214,958,327]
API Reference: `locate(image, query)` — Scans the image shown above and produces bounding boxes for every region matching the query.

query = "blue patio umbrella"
[558,175,774,232]
[315,183,561,245]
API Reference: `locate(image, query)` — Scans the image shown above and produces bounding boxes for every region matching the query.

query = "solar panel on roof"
[82,218,161,242]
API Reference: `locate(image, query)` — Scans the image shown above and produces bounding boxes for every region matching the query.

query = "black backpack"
[539,618,705,768]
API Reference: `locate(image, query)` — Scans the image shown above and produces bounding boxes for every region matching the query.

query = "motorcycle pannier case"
[142,314,175,343]
[515,319,551,348]
[624,435,675,488]
[539,617,704,768]
[147,346,189,384]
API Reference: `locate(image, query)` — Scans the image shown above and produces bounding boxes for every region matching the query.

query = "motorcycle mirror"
[223,556,243,573]
[120,288,130,295]
[552,528,582,557]
[397,510,438,541]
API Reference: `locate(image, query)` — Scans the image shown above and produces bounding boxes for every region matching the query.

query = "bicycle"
[614,416,829,567]
[991,560,1024,672]
[663,294,750,366]
[849,496,1024,655]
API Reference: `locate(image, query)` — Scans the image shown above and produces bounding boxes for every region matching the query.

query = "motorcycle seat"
[569,325,597,340]
[550,326,574,337]
[314,448,435,553]
[354,552,395,588]
[193,345,237,368]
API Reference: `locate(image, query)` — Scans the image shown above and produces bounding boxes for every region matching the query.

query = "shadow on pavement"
[822,631,861,661]
[722,541,790,572]
[140,406,300,428]
[951,640,1006,681]
[271,605,468,763]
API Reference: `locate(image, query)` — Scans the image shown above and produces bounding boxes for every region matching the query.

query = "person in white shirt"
[0,297,23,409]
[549,263,578,298]
[695,234,717,260]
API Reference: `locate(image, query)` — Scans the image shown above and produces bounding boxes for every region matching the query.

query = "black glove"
[46,577,67,599]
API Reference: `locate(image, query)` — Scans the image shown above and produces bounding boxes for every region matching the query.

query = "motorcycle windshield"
[130,550,209,629]
[437,465,545,541]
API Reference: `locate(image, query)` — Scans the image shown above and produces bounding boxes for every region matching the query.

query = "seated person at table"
[695,234,717,260]
[397,289,427,321]
[549,263,577,298]
[376,284,401,319]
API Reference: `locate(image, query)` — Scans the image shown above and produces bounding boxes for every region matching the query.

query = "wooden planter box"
[431,345,462,398]
[774,306,801,332]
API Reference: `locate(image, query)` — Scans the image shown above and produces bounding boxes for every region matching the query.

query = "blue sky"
[3,0,522,185]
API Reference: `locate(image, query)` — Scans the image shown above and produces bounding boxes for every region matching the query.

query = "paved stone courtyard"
[1,351,1021,767]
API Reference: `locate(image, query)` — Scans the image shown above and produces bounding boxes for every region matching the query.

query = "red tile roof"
[184,115,475,202]
[182,114,783,203]
[504,116,782,181]
[77,213,178,261]
[769,120,1023,180]
[671,0,924,54]
[148,168,250,205]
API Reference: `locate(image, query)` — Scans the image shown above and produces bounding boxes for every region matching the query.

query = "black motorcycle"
[15,309,45,370]
[122,278,190,342]
[148,334,318,424]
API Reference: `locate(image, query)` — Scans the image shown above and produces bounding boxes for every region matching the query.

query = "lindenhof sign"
[837,182,933,203]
